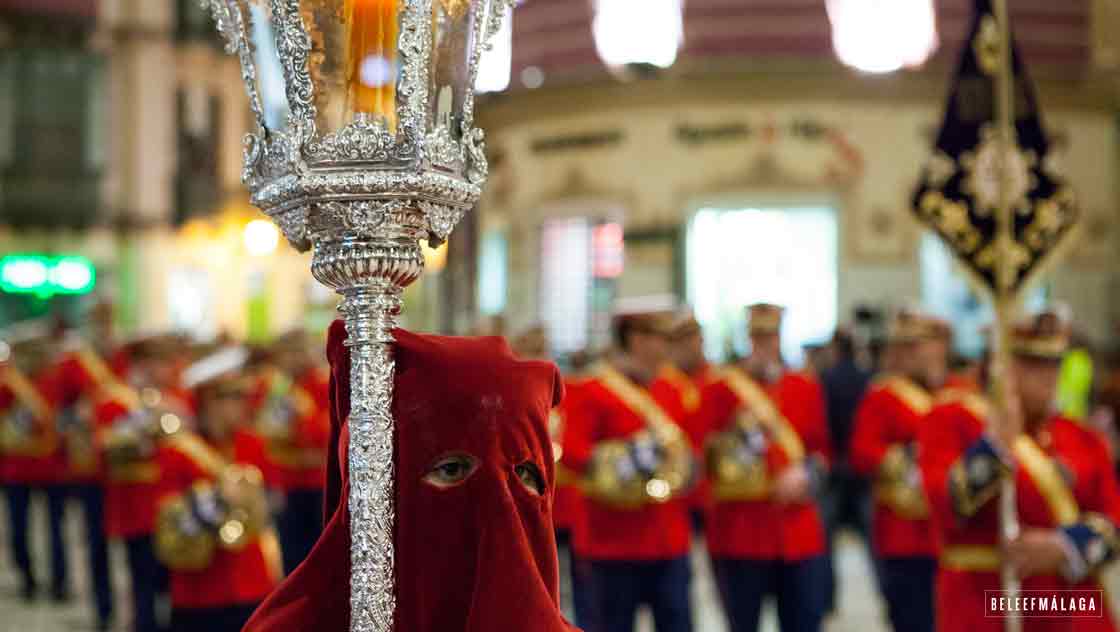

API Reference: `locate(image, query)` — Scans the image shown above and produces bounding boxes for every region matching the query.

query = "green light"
[1,258,48,290]
[0,255,96,297]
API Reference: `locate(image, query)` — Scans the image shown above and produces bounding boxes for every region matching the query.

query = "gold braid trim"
[259,528,284,583]
[1,366,56,457]
[75,348,141,410]
[940,545,1002,572]
[165,433,227,478]
[594,364,684,446]
[718,366,804,463]
[1012,433,1079,526]
[658,364,700,413]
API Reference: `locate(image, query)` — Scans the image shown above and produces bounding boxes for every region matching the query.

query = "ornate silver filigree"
[462,126,488,185]
[242,132,264,185]
[199,2,513,631]
[420,200,465,246]
[425,125,466,173]
[309,200,419,241]
[258,129,303,182]
[307,115,396,165]
[338,288,400,632]
[199,0,267,133]
[393,0,433,161]
[269,206,310,252]
[269,0,315,143]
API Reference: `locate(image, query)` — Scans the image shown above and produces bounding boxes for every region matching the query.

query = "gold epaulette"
[878,375,933,415]
[935,387,992,422]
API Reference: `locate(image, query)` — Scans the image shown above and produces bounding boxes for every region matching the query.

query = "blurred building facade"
[0,0,1118,357]
[476,0,1120,361]
[0,0,334,338]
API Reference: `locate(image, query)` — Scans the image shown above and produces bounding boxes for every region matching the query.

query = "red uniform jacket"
[560,365,692,560]
[850,375,938,557]
[920,394,1120,632]
[156,428,280,609]
[659,363,719,515]
[49,347,130,484]
[253,366,331,491]
[0,365,62,485]
[702,367,830,560]
[95,387,193,539]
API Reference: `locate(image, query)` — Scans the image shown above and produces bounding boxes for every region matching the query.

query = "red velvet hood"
[244,321,578,632]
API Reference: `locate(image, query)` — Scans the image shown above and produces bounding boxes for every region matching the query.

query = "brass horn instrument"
[155,463,268,571]
[584,425,694,510]
[705,409,772,501]
[874,443,929,520]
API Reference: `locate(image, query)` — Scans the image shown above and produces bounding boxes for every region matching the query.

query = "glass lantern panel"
[475,2,511,94]
[301,0,402,133]
[246,0,291,133]
[429,0,476,139]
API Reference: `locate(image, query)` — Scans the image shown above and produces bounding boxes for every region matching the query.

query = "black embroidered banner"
[912,0,1077,297]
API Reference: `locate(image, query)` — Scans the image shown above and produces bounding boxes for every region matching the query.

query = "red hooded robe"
[243,321,579,632]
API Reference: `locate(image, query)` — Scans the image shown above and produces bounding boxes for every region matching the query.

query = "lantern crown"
[200,0,511,254]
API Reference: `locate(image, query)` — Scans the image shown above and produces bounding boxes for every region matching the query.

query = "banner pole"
[992,1,1022,631]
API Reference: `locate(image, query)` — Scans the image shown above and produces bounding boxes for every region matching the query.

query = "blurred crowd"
[502,301,1120,632]
[0,301,330,632]
[3,298,1120,632]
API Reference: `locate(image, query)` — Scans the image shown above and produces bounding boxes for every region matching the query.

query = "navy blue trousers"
[276,488,324,576]
[713,556,829,632]
[125,534,170,632]
[588,556,693,632]
[3,484,68,594]
[170,602,259,632]
[72,484,113,625]
[556,529,601,632]
[880,556,935,632]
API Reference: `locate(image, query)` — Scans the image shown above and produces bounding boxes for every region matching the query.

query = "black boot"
[50,582,72,603]
[19,577,37,602]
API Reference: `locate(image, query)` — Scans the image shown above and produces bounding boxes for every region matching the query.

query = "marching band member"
[920,308,1120,632]
[154,346,279,631]
[244,321,577,632]
[511,325,596,627]
[252,329,330,575]
[664,313,718,529]
[850,308,947,632]
[49,302,124,630]
[96,334,193,632]
[702,303,831,632]
[554,374,597,630]
[561,307,696,632]
[664,313,716,446]
[0,325,69,603]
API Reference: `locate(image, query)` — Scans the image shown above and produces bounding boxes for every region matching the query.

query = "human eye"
[422,454,479,489]
[514,461,545,496]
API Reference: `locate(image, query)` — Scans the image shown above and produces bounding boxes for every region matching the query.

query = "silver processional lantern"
[198,1,512,630]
